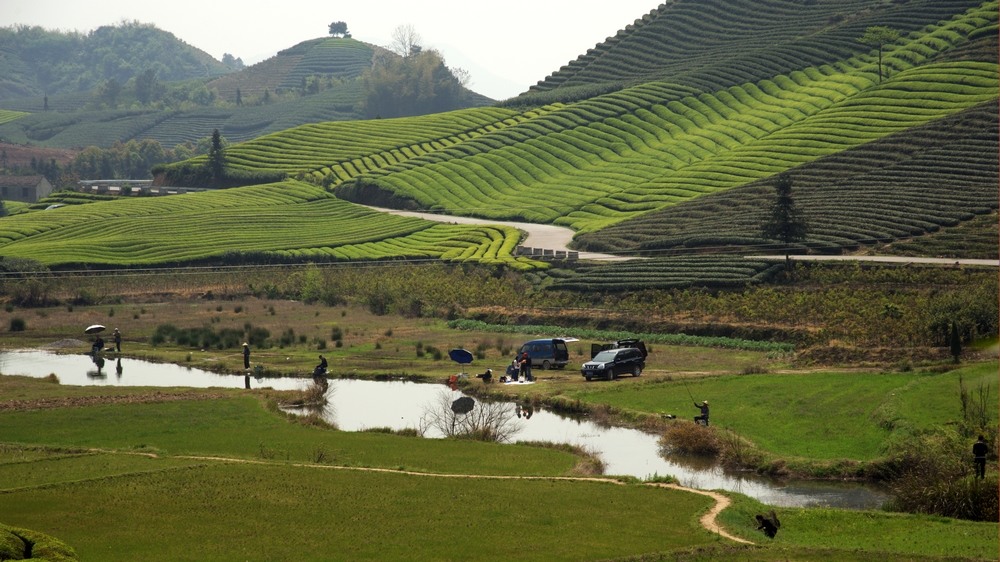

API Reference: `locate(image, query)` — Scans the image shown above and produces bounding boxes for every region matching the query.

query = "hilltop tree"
[362,48,465,118]
[860,26,900,83]
[390,24,422,58]
[221,53,244,70]
[761,173,807,269]
[328,21,349,38]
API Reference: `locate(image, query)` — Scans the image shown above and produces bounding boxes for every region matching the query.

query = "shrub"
[8,317,25,332]
[881,428,1000,521]
[660,422,720,457]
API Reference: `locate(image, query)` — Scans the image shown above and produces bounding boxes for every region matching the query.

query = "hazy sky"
[1,0,661,100]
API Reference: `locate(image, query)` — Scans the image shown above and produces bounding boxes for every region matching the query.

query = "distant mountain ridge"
[0,21,233,100]
[0,28,491,149]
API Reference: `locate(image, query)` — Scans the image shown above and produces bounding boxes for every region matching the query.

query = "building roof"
[0,175,47,187]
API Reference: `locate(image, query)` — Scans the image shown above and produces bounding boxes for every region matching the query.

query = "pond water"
[1,350,887,509]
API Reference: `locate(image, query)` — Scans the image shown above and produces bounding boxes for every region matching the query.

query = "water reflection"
[1,349,887,509]
[0,349,305,390]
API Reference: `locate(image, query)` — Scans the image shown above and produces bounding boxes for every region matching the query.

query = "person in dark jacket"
[519,352,532,382]
[973,435,989,479]
[755,511,780,538]
[314,355,328,376]
[694,400,710,426]
[242,343,251,370]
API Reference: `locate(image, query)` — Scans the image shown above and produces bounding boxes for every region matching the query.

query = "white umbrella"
[85,324,106,334]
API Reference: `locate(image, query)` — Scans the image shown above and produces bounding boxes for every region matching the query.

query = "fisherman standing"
[973,435,989,479]
[113,328,122,353]
[694,400,710,426]
[242,343,251,370]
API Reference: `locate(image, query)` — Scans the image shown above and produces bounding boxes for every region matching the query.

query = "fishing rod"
[681,377,696,404]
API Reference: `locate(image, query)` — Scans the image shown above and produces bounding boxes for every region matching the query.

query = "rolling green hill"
[0,34,491,149]
[574,100,998,258]
[334,3,996,234]
[512,0,988,105]
[0,181,534,269]
[0,21,232,100]
[0,0,996,281]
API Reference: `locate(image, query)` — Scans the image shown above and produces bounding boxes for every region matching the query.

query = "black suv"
[581,347,645,381]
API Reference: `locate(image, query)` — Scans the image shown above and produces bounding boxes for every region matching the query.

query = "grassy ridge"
[0,181,534,268]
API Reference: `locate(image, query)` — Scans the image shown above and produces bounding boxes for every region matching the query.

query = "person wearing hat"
[113,328,122,353]
[242,343,251,370]
[694,400,710,426]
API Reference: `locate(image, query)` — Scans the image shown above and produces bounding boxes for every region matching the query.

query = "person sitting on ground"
[475,368,493,383]
[755,510,780,538]
[313,355,328,376]
[507,357,519,381]
[694,400,710,426]
[92,336,105,355]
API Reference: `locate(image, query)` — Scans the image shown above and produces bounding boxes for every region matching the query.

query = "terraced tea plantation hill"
[513,0,987,105]
[0,181,534,269]
[1,0,996,283]
[338,3,996,236]
[573,100,999,258]
[205,38,380,102]
[161,105,560,185]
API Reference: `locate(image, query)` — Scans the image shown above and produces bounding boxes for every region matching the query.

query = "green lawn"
[563,362,999,461]
[718,493,998,561]
[0,394,577,476]
[0,457,717,562]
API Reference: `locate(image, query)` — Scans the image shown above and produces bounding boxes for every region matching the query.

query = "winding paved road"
[365,206,632,261]
[369,206,999,267]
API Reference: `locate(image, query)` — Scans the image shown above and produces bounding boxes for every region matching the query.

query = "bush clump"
[881,429,999,521]
[660,422,720,457]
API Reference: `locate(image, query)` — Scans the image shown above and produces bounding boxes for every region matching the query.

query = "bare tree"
[390,24,422,58]
[451,67,472,88]
[420,391,521,442]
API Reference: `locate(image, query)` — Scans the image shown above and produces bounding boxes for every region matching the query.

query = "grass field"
[0,449,716,562]
[0,362,996,561]
[561,362,998,463]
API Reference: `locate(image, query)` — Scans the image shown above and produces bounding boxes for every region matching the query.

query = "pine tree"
[761,173,807,270]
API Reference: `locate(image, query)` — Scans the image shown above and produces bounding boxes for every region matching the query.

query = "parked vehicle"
[581,346,645,381]
[517,338,574,370]
[590,338,648,360]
